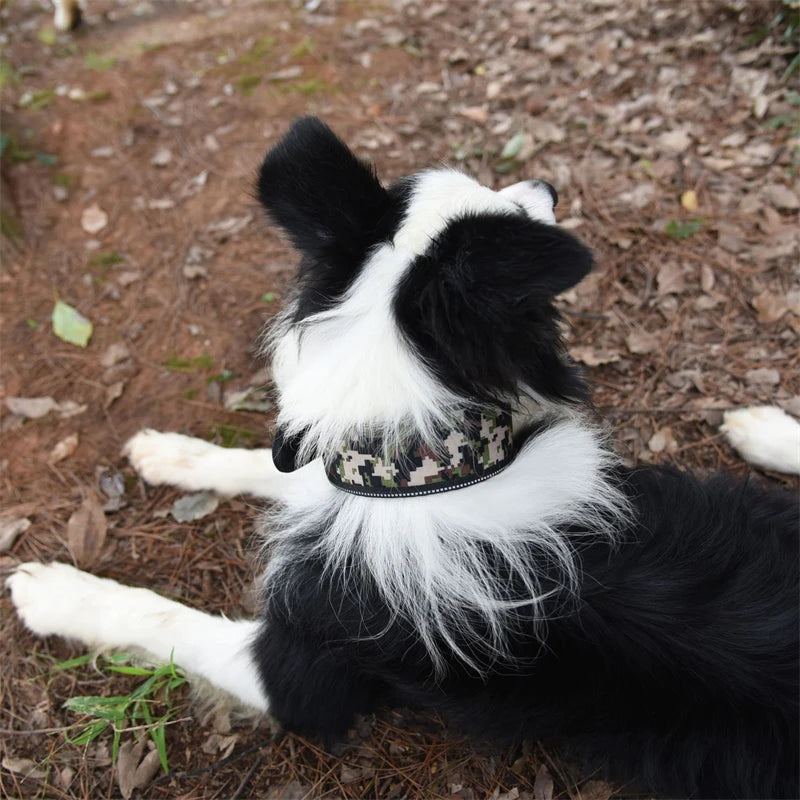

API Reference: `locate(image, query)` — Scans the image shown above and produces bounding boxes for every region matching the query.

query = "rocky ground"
[1,0,798,797]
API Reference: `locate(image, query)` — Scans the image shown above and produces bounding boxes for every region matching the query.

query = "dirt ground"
[1,0,798,797]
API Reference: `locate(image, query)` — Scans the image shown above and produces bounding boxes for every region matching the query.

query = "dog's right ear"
[257,117,391,267]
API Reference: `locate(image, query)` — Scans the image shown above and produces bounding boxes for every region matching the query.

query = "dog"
[8,117,799,798]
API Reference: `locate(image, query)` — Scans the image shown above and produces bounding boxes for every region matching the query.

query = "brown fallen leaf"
[700,264,715,293]
[49,432,79,464]
[67,491,107,567]
[570,346,622,366]
[457,105,489,124]
[100,342,131,368]
[751,291,789,323]
[680,189,698,212]
[580,779,614,800]
[81,203,108,234]
[533,763,553,800]
[201,733,239,758]
[745,368,780,386]
[5,396,58,419]
[0,517,31,553]
[104,381,125,409]
[656,261,686,295]
[116,739,162,800]
[625,329,661,355]
[648,427,679,454]
[2,756,47,781]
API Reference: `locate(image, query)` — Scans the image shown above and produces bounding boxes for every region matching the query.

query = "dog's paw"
[124,429,222,490]
[7,562,111,643]
[720,406,800,476]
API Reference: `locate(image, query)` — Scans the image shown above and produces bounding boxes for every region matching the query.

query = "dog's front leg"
[7,562,269,712]
[124,430,315,501]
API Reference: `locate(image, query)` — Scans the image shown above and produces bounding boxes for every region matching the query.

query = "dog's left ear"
[395,214,593,403]
[257,117,391,267]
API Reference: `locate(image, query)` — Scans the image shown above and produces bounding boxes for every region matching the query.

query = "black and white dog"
[9,118,800,798]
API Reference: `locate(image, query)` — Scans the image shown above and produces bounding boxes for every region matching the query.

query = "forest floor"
[1,0,798,797]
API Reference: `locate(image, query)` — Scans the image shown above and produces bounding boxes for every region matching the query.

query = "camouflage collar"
[326,407,515,497]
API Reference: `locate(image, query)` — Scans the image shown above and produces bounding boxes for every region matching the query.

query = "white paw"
[7,562,113,643]
[720,406,800,476]
[124,429,221,491]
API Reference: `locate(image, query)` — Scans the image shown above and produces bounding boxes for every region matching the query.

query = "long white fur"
[269,245,462,464]
[262,169,630,672]
[262,418,628,673]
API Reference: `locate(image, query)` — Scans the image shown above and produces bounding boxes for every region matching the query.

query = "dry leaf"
[0,517,30,553]
[182,263,208,279]
[170,492,219,522]
[761,184,799,211]
[2,756,47,781]
[116,740,162,800]
[680,189,698,212]
[625,330,661,354]
[533,764,553,800]
[648,427,678,454]
[59,766,75,790]
[49,432,79,464]
[745,368,780,386]
[619,183,655,208]
[104,381,125,409]
[580,780,614,800]
[150,147,172,167]
[67,491,107,567]
[100,342,130,368]
[751,291,789,323]
[81,203,108,234]
[700,264,715,293]
[201,733,239,758]
[4,396,58,419]
[570,346,622,366]
[656,262,686,295]
[657,129,692,153]
[457,105,489,124]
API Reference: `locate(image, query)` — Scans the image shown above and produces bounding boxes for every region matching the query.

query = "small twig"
[151,733,280,784]
[596,406,733,415]
[229,753,265,800]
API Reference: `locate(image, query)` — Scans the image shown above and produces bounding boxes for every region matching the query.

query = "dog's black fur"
[253,118,798,798]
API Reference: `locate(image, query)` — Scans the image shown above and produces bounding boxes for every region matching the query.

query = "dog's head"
[258,117,593,466]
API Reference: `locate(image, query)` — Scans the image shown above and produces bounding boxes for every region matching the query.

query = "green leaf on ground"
[52,300,93,347]
[163,352,215,372]
[664,218,703,240]
[37,28,57,46]
[84,51,117,71]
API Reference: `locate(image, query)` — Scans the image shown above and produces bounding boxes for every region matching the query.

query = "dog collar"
[326,407,515,497]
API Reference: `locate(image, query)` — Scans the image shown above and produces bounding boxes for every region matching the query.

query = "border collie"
[8,117,799,798]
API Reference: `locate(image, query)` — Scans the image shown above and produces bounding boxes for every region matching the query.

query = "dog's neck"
[325,406,516,497]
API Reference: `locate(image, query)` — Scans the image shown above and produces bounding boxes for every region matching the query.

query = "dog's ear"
[395,214,593,403]
[257,117,391,266]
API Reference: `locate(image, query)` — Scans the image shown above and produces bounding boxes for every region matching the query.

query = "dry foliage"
[1,0,797,797]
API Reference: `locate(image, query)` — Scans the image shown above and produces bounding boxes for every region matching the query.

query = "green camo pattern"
[326,407,515,497]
